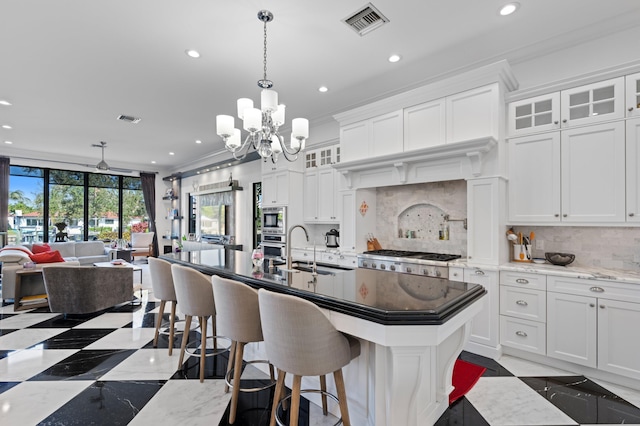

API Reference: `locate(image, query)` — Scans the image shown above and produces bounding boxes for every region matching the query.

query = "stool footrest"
[224,359,277,392]
[185,335,231,358]
[275,389,342,426]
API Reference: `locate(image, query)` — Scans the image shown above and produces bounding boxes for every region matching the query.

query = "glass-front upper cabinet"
[626,72,640,118]
[560,77,624,127]
[508,93,560,137]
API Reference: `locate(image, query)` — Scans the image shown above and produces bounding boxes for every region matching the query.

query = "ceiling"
[2,0,640,173]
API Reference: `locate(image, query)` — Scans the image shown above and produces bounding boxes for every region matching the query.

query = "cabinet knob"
[555,214,560,217]
[589,286,605,293]
[563,214,567,217]
[554,121,559,125]
[630,107,635,112]
[515,331,528,337]
[475,270,485,275]
[563,119,568,123]
[453,272,458,277]
[589,303,595,307]
[599,304,606,309]
[629,213,635,217]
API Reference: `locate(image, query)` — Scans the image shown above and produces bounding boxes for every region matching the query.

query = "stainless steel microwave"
[262,206,286,235]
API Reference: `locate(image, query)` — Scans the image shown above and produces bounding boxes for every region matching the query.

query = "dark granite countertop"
[159,249,485,325]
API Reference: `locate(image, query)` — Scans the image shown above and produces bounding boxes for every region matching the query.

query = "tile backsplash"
[376,180,467,256]
[512,226,640,272]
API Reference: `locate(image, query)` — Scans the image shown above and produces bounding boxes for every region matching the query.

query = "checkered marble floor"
[1,291,640,425]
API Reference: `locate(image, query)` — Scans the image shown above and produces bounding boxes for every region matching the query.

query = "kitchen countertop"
[160,249,485,325]
[450,258,640,284]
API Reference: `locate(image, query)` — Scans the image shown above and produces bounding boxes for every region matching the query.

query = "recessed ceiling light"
[217,166,220,169]
[195,139,202,144]
[388,54,401,63]
[169,152,175,156]
[151,160,156,164]
[499,2,519,16]
[4,141,13,144]
[0,100,11,106]
[185,49,200,58]
[2,125,12,129]
[227,163,232,166]
[318,86,329,93]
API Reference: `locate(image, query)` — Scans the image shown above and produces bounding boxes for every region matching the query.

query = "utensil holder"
[512,244,532,262]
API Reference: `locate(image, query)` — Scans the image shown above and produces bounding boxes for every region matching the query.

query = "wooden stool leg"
[178,315,192,368]
[333,369,351,426]
[225,341,237,393]
[270,369,286,426]
[290,375,302,426]
[168,301,177,356]
[199,316,207,382]
[269,363,275,382]
[229,341,245,424]
[153,300,166,347]
[320,374,328,415]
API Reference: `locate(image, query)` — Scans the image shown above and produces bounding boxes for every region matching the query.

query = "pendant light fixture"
[216,10,309,163]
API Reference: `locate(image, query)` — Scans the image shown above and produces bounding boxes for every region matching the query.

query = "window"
[8,165,146,243]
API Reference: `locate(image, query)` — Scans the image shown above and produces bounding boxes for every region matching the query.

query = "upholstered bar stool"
[212,276,276,424]
[171,264,228,382]
[148,258,179,355]
[258,289,361,426]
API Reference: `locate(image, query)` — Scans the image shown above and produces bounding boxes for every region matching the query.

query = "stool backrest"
[148,258,176,301]
[212,276,263,343]
[170,264,215,317]
[258,289,352,377]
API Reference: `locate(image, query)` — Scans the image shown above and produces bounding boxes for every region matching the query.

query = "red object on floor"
[449,359,486,404]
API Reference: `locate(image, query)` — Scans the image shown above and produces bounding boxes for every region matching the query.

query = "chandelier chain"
[263,20,268,83]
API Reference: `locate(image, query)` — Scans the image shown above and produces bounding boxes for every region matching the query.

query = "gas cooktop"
[362,250,461,262]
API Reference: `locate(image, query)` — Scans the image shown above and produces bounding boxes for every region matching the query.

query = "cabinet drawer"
[321,252,339,265]
[500,270,546,290]
[449,267,464,282]
[464,268,497,285]
[547,276,640,303]
[500,316,546,355]
[500,286,546,322]
[337,254,357,269]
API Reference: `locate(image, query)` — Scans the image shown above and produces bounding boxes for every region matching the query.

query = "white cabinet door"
[547,291,597,368]
[627,72,640,118]
[561,121,626,222]
[303,170,319,222]
[560,77,625,127]
[403,98,445,151]
[597,298,640,380]
[508,92,560,137]
[262,171,291,206]
[317,168,337,221]
[340,121,368,163]
[626,118,640,221]
[370,110,403,157]
[262,173,277,205]
[508,133,561,223]
[339,191,356,252]
[446,84,499,143]
[464,268,499,349]
[467,177,503,265]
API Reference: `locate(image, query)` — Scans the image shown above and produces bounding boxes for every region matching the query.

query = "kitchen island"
[160,250,485,426]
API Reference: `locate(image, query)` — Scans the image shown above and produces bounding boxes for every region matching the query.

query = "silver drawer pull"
[475,270,485,276]
[515,331,528,337]
[516,300,528,306]
[589,286,605,293]
[515,278,529,284]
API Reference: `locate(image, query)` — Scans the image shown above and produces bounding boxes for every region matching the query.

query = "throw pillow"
[29,250,65,264]
[0,246,33,255]
[0,249,31,263]
[32,243,52,254]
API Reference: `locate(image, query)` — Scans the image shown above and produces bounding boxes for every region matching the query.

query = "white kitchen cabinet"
[262,170,303,206]
[507,132,561,223]
[446,84,499,143]
[339,188,377,254]
[597,298,640,379]
[403,98,446,151]
[340,111,403,163]
[561,121,625,222]
[467,177,504,265]
[508,92,560,137]
[464,267,499,353]
[500,316,546,355]
[560,77,624,127]
[339,191,356,252]
[303,170,319,221]
[626,118,640,221]
[303,145,341,223]
[627,72,640,118]
[337,253,358,269]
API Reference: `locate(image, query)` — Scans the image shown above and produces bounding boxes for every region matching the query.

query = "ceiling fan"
[88,141,134,173]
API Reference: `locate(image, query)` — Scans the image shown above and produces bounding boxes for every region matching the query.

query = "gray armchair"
[42,266,133,314]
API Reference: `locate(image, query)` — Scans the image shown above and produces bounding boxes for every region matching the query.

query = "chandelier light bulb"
[271,135,283,154]
[290,134,300,150]
[237,98,253,119]
[243,108,262,132]
[261,89,278,112]
[292,118,309,139]
[216,115,234,137]
[272,104,286,126]
[226,129,241,149]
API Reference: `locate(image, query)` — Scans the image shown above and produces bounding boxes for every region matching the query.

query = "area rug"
[449,359,486,404]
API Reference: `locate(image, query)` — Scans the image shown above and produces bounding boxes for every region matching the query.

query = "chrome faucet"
[286,224,309,270]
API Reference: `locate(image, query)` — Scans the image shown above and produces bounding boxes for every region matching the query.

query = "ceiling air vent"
[117,114,142,124]
[343,3,389,36]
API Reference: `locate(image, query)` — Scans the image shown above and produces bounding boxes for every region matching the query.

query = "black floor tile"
[38,380,165,426]
[0,382,20,394]
[28,349,136,381]
[0,328,17,337]
[172,343,232,380]
[435,397,490,426]
[0,349,17,360]
[218,380,275,426]
[458,350,513,377]
[0,313,18,320]
[520,376,640,424]
[27,313,102,328]
[31,328,116,349]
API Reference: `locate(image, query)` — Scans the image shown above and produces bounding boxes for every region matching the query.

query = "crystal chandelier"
[216,10,309,163]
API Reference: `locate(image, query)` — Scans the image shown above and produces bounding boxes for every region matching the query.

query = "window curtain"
[0,156,9,237]
[140,172,158,257]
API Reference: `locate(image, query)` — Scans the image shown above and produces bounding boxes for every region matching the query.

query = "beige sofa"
[0,241,109,302]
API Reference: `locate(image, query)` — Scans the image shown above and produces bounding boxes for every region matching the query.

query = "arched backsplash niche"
[376,180,467,256]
